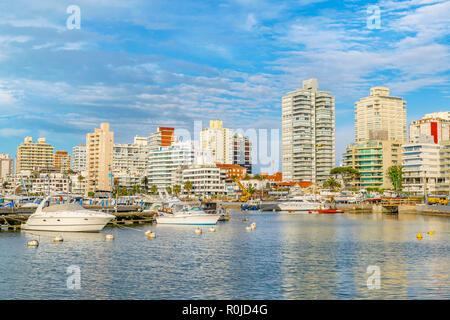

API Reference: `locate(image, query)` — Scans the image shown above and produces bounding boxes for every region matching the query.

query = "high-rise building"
[282,78,335,184]
[16,137,54,173]
[437,140,450,194]
[86,123,114,194]
[54,151,71,173]
[355,87,407,143]
[409,114,450,144]
[148,141,195,188]
[200,120,234,164]
[0,154,14,179]
[148,127,174,151]
[402,136,441,195]
[72,143,86,173]
[113,141,150,178]
[343,140,402,189]
[233,133,252,173]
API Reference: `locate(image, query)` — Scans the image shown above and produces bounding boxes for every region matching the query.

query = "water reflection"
[0,211,448,299]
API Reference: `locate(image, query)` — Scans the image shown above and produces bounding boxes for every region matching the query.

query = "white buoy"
[195,227,202,235]
[27,240,39,247]
[53,235,64,242]
[251,222,256,229]
[147,231,156,239]
[105,234,115,240]
[246,226,252,231]
[209,227,216,232]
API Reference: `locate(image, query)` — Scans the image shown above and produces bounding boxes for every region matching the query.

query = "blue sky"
[0,0,448,173]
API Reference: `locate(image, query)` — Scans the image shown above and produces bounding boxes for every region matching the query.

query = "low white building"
[181,165,228,195]
[402,137,441,195]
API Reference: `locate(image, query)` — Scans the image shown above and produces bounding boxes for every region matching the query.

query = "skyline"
[0,0,449,168]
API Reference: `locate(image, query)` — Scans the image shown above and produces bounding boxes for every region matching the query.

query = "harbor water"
[0,211,448,299]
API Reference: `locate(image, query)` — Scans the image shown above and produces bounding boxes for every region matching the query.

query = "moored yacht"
[156,202,220,225]
[21,194,115,232]
[276,195,324,212]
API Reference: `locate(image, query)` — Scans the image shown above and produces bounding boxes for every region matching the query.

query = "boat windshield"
[42,203,85,212]
[189,206,203,212]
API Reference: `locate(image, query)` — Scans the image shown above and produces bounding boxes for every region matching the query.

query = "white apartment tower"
[86,123,114,195]
[355,87,407,143]
[282,78,335,184]
[72,143,86,173]
[0,154,14,179]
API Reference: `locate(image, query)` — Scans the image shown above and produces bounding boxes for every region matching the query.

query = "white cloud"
[0,128,28,137]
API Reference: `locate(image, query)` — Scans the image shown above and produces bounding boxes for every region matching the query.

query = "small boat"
[22,194,115,232]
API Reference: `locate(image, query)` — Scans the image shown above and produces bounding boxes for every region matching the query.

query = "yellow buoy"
[27,240,39,247]
[147,231,156,239]
[105,234,115,240]
[416,232,423,240]
[251,222,256,229]
[427,231,434,235]
[209,227,216,232]
[246,226,252,231]
[195,227,202,235]
[53,235,64,242]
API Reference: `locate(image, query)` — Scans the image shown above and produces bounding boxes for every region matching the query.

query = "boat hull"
[276,203,322,211]
[156,214,220,225]
[21,216,114,232]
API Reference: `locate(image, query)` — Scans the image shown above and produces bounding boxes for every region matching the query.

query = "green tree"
[173,185,181,196]
[184,180,193,198]
[387,165,403,192]
[150,185,158,195]
[141,176,149,193]
[330,167,361,189]
[166,186,172,195]
[323,177,341,191]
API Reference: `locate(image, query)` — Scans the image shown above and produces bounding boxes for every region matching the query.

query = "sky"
[0,0,448,174]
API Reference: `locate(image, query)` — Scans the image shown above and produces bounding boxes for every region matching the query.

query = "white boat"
[276,196,323,212]
[156,203,220,225]
[21,194,115,232]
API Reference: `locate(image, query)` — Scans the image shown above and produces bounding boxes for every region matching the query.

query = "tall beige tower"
[200,120,234,164]
[86,123,114,195]
[355,87,407,143]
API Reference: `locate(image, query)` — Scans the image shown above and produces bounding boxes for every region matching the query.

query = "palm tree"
[323,177,341,191]
[184,181,193,198]
[150,185,158,195]
[166,186,172,195]
[173,185,181,197]
[141,176,149,193]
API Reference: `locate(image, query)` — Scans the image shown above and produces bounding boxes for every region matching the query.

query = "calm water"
[0,211,449,299]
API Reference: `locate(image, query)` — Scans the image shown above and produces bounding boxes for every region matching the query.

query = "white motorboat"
[156,203,220,225]
[276,196,324,212]
[21,194,115,232]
